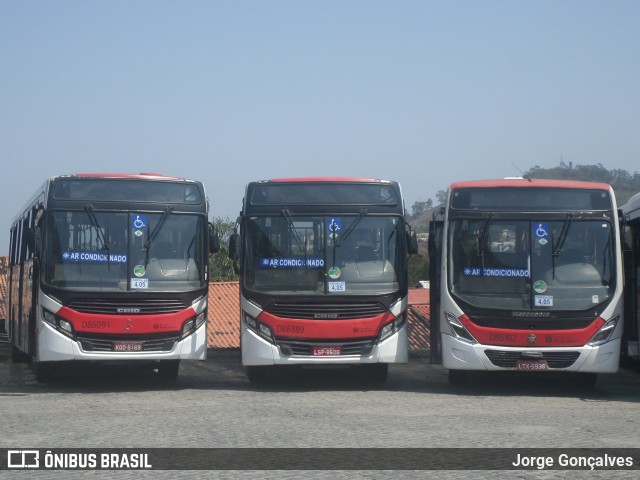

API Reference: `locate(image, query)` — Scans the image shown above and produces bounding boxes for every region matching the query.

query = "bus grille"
[67,298,187,314]
[267,303,386,320]
[484,350,581,369]
[77,334,179,352]
[277,339,375,357]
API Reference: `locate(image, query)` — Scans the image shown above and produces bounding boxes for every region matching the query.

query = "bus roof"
[450,178,612,191]
[620,192,640,219]
[72,173,186,181]
[266,177,391,184]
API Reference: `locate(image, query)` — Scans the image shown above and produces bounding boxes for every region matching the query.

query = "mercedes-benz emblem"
[527,333,537,345]
[124,319,133,330]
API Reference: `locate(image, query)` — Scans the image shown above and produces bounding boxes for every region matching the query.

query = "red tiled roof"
[407,288,430,350]
[207,282,240,349]
[408,304,430,351]
[408,287,429,306]
[0,256,8,321]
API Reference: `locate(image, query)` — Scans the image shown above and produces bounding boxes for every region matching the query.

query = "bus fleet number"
[81,320,110,330]
[276,325,305,334]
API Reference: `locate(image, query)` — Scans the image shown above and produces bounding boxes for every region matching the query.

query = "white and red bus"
[429,178,623,385]
[229,177,418,383]
[620,193,640,364]
[8,173,218,382]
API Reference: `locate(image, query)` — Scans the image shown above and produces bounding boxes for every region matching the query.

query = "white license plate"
[113,342,143,352]
[312,346,342,356]
[517,359,548,371]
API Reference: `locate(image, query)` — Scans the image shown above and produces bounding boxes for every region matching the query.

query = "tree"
[408,243,429,285]
[525,161,640,205]
[209,216,239,282]
[410,200,431,218]
[435,190,447,206]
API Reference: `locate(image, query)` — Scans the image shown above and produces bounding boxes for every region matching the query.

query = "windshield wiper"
[550,213,574,280]
[331,209,368,267]
[336,209,367,247]
[281,208,307,255]
[552,214,574,257]
[84,205,111,269]
[476,214,494,269]
[144,206,173,267]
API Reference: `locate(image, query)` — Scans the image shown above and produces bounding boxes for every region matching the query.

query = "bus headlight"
[379,312,407,342]
[181,319,195,338]
[181,310,207,338]
[42,308,57,326]
[42,308,75,339]
[445,311,478,344]
[587,315,620,347]
[59,319,73,336]
[243,313,274,343]
[195,310,207,329]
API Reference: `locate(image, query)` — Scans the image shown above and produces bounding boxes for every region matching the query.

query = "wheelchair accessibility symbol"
[132,215,147,229]
[328,218,342,233]
[535,223,549,238]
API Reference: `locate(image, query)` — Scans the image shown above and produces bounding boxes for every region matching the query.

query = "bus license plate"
[113,342,143,352]
[312,346,342,356]
[517,359,548,371]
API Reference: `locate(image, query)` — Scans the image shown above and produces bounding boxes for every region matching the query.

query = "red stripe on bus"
[459,314,605,347]
[258,311,395,339]
[57,306,195,334]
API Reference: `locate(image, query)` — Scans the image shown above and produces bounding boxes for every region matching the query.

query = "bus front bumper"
[441,333,620,373]
[37,321,207,362]
[241,323,408,366]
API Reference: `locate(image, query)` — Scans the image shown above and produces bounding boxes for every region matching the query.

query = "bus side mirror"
[228,233,241,275]
[428,220,443,256]
[208,223,220,254]
[228,233,239,261]
[407,226,419,255]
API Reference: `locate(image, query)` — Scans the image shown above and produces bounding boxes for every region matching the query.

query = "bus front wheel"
[35,362,56,383]
[246,366,269,384]
[575,372,597,388]
[12,346,29,363]
[448,369,468,386]
[368,364,389,383]
[158,360,180,382]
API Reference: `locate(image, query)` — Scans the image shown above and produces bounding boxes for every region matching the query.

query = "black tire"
[35,362,56,383]
[448,369,468,386]
[368,364,389,383]
[575,372,597,388]
[158,360,180,383]
[12,345,29,363]
[246,366,269,384]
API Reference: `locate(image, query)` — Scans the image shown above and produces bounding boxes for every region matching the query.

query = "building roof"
[408,287,429,306]
[408,304,430,351]
[0,257,8,321]
[207,282,240,349]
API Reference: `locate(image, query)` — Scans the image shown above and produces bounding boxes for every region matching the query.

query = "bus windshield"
[448,218,615,310]
[244,215,403,295]
[43,210,207,291]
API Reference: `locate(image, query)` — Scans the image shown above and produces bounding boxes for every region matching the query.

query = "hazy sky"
[2,1,639,254]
